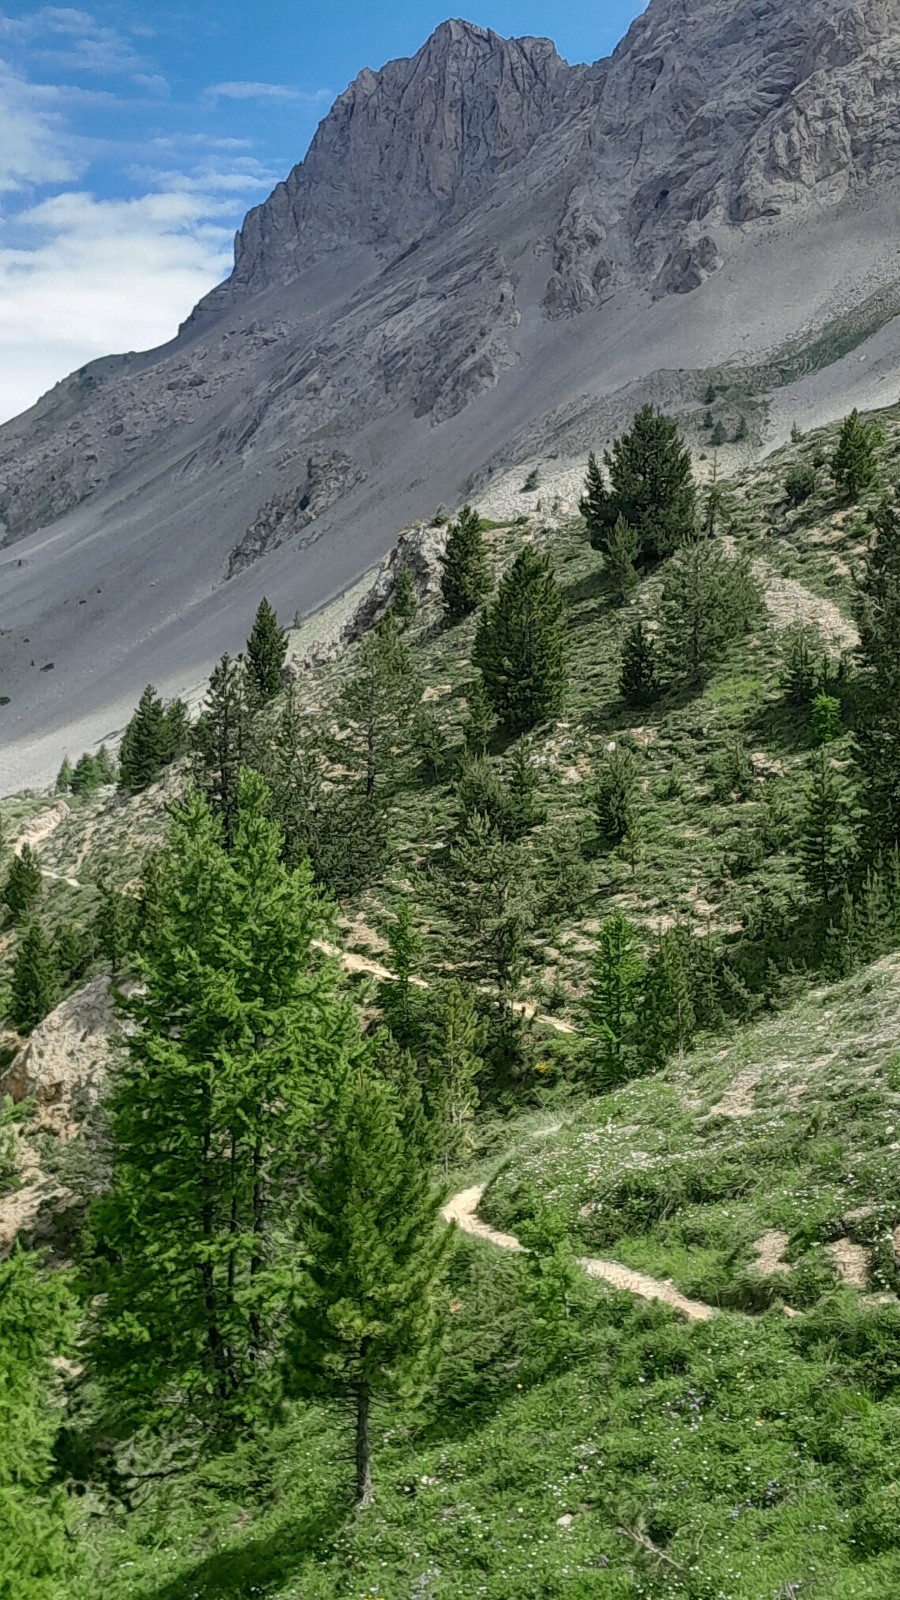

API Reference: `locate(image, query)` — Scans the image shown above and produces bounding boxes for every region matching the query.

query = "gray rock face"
[3,0,900,790]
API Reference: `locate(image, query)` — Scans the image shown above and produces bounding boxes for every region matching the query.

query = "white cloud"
[0,59,78,189]
[0,7,153,77]
[0,186,242,421]
[207,80,331,104]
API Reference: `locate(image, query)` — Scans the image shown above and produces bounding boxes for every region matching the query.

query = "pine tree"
[9,920,57,1033]
[853,495,900,852]
[781,623,820,705]
[54,757,73,794]
[4,845,42,922]
[640,931,696,1069]
[392,566,417,624]
[657,538,762,685]
[517,1204,586,1381]
[256,683,321,870]
[55,921,89,986]
[442,813,536,1000]
[90,773,358,1440]
[811,693,842,746]
[586,910,644,1086]
[379,899,425,1052]
[823,886,857,979]
[508,742,546,834]
[425,981,485,1167]
[462,677,495,756]
[593,744,642,858]
[70,752,101,796]
[580,452,611,552]
[832,408,878,501]
[337,613,421,800]
[246,597,288,702]
[161,699,192,762]
[118,685,168,792]
[473,545,566,733]
[619,620,660,706]
[95,876,137,976]
[603,514,639,604]
[194,654,254,850]
[702,459,736,539]
[799,751,856,906]
[584,406,697,563]
[94,744,117,783]
[286,1063,451,1507]
[0,1249,80,1600]
[440,506,492,622]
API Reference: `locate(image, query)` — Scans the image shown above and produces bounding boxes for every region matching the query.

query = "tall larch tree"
[286,1063,452,1508]
[439,505,492,622]
[246,597,288,702]
[473,544,566,733]
[194,653,254,851]
[90,772,359,1442]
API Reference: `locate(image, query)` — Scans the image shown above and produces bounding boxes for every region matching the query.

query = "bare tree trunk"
[355,1384,374,1508]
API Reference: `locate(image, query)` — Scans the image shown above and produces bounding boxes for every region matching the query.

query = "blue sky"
[0,2,646,421]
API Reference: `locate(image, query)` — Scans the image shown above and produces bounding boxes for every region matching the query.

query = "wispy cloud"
[0,59,79,189]
[0,6,164,81]
[206,79,331,104]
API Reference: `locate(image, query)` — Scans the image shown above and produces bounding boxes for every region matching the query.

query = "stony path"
[443,1183,717,1323]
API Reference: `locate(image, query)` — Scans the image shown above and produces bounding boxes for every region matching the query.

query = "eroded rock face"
[228,451,366,576]
[0,976,122,1115]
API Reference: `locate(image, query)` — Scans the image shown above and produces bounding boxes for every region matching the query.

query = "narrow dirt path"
[443,1183,717,1323]
[314,941,577,1035]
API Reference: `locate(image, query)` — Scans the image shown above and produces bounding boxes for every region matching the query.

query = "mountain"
[3,0,900,789]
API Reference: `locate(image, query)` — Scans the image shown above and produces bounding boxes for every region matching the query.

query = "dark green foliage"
[853,496,900,852]
[162,698,192,762]
[640,929,696,1068]
[306,791,392,899]
[193,654,254,850]
[710,420,727,448]
[582,406,697,562]
[442,813,536,1000]
[9,920,57,1033]
[586,910,644,1086]
[424,980,484,1167]
[831,408,878,501]
[811,693,842,746]
[462,677,495,756]
[285,1063,451,1506]
[70,752,102,796]
[54,921,91,987]
[522,467,541,493]
[3,844,42,922]
[392,566,417,624]
[516,1205,588,1380]
[712,737,754,802]
[618,619,660,706]
[246,597,287,702]
[94,744,117,784]
[473,545,566,733]
[95,876,137,976]
[54,757,73,794]
[657,538,762,685]
[412,707,445,785]
[602,514,639,604]
[0,1249,79,1599]
[90,773,357,1441]
[379,899,425,1053]
[440,505,492,622]
[118,684,169,792]
[781,623,821,705]
[701,460,736,539]
[592,743,641,857]
[455,748,544,844]
[337,614,421,800]
[784,461,817,506]
[799,750,857,906]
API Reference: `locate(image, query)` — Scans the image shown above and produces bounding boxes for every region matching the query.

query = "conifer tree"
[440,505,492,622]
[246,597,288,702]
[603,514,639,604]
[337,613,421,800]
[95,875,137,976]
[799,751,856,906]
[379,899,425,1052]
[425,981,485,1167]
[657,538,761,685]
[640,931,696,1069]
[70,752,101,796]
[0,1248,79,1599]
[473,545,566,733]
[583,406,697,562]
[9,920,57,1033]
[94,744,117,784]
[161,699,192,763]
[702,459,736,539]
[443,814,535,1000]
[580,451,610,551]
[593,744,642,858]
[392,566,417,624]
[586,910,644,1086]
[831,408,878,501]
[811,693,842,746]
[55,922,88,986]
[4,844,42,923]
[462,677,495,756]
[90,773,358,1440]
[853,495,900,851]
[781,623,820,705]
[257,683,321,870]
[194,654,254,850]
[286,1063,451,1507]
[118,685,168,792]
[54,757,73,794]
[619,619,660,706]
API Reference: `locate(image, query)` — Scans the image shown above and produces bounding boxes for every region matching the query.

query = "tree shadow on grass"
[133,1500,349,1600]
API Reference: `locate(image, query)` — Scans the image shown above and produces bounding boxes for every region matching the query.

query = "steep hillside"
[4,0,900,789]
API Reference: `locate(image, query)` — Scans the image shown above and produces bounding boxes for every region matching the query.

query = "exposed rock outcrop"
[0,976,122,1114]
[228,451,366,576]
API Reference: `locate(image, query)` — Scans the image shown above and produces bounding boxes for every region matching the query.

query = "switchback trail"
[443,1183,717,1322]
